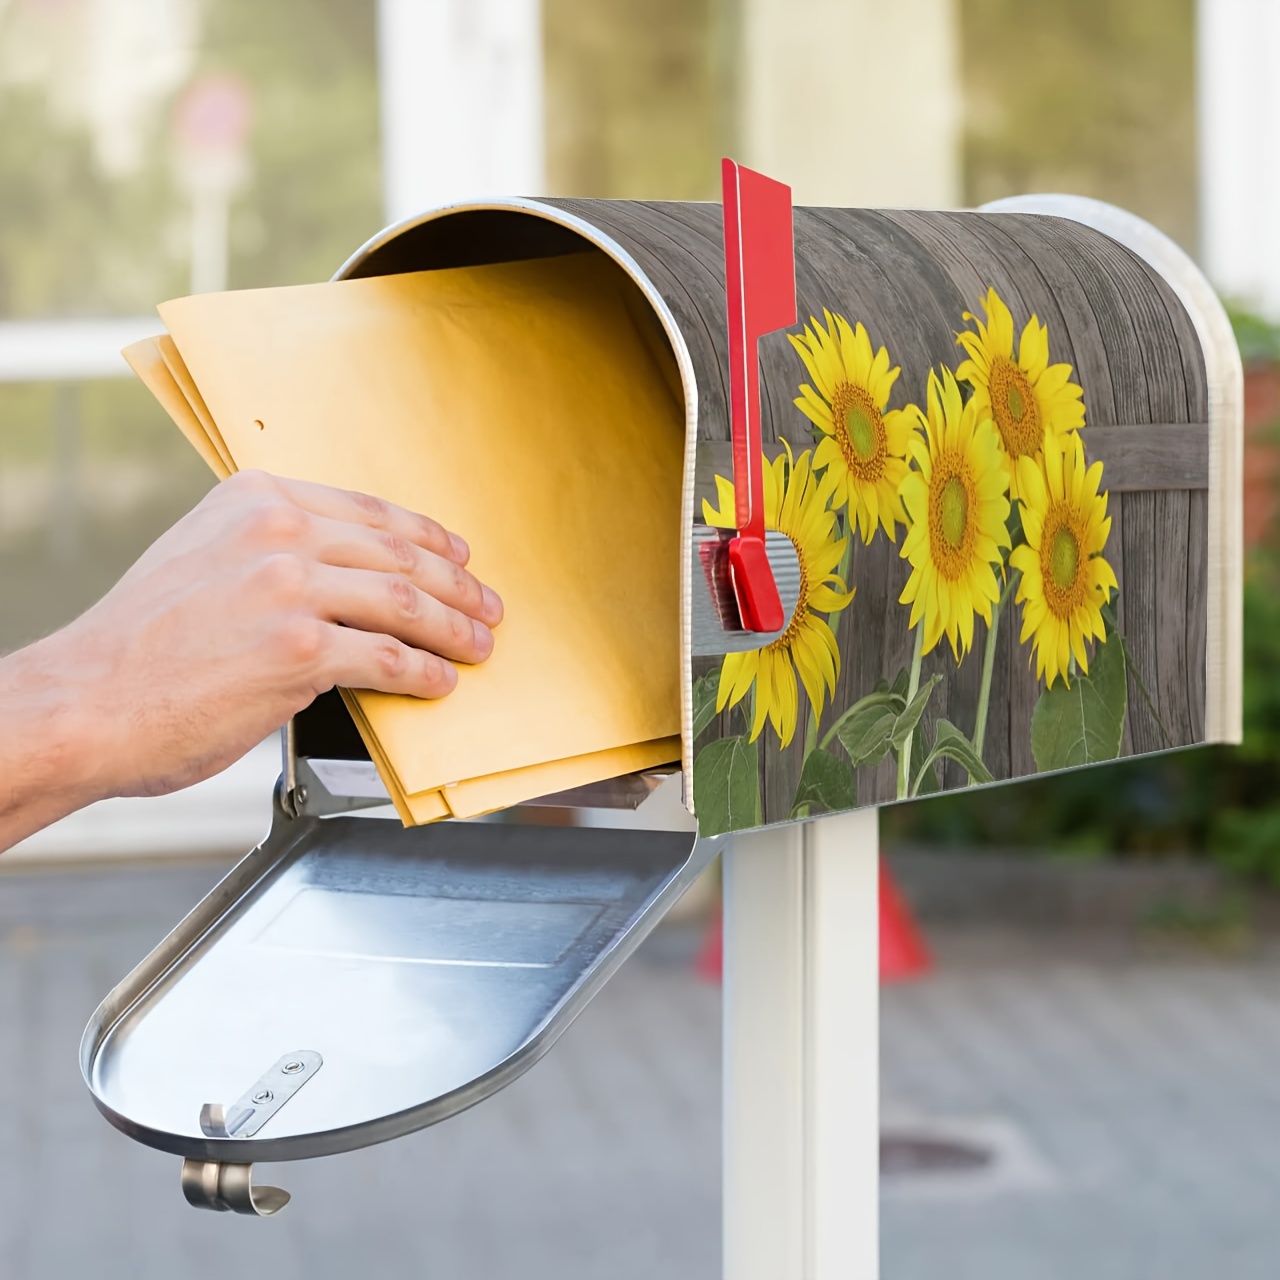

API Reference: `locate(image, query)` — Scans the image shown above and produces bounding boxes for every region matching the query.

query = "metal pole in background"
[377,0,544,223]
[172,74,254,296]
[723,809,880,1280]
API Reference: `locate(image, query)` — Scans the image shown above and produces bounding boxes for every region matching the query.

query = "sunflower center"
[927,454,977,580]
[1049,525,1079,591]
[845,406,877,461]
[1007,383,1025,421]
[1040,505,1090,617]
[830,382,887,479]
[989,357,1041,459]
[940,477,968,548]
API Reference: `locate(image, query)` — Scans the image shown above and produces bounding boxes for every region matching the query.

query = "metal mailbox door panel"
[82,796,719,1169]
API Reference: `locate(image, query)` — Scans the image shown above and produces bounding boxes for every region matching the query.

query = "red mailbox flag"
[722,158,796,633]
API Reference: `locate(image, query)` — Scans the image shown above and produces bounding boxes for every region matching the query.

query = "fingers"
[311,564,495,665]
[230,470,472,566]
[316,623,460,699]
[308,515,503,627]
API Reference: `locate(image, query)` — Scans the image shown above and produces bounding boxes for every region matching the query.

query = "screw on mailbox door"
[200,1051,323,1141]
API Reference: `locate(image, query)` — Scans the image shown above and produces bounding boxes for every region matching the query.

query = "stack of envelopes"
[125,252,684,824]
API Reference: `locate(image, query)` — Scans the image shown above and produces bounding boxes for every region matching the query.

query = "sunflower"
[702,446,855,746]
[955,288,1085,500]
[789,312,916,544]
[1009,429,1117,689]
[899,368,1012,662]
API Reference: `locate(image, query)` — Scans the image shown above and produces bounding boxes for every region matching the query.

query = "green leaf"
[910,720,941,795]
[913,718,994,794]
[830,691,904,766]
[830,674,943,770]
[837,708,901,767]
[693,735,760,835]
[692,669,721,738]
[790,748,857,819]
[890,674,942,750]
[884,668,910,699]
[1101,599,1172,749]
[1030,636,1128,772]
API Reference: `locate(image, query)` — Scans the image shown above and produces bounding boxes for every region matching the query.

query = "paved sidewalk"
[4,860,1280,1278]
[882,933,1280,1280]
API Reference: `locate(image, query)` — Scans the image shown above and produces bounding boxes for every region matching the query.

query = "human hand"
[0,470,503,848]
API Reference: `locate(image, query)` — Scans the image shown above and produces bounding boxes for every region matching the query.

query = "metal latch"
[181,1051,322,1216]
[181,1158,290,1217]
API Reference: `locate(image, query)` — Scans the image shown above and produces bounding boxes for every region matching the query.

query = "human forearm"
[0,634,111,851]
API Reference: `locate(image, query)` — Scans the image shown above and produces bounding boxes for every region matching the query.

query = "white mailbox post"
[724,812,880,1280]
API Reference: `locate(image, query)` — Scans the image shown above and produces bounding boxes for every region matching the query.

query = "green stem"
[973,572,1018,763]
[896,624,925,800]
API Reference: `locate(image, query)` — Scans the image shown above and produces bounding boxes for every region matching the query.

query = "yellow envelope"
[135,253,684,822]
[123,339,232,480]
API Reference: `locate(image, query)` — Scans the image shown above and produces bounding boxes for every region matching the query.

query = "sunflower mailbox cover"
[685,167,1240,832]
[540,162,1239,835]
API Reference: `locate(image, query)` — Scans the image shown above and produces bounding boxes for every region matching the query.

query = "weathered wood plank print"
[549,200,1210,830]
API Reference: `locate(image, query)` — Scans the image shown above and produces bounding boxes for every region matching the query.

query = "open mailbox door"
[83,175,1242,1213]
[82,749,720,1214]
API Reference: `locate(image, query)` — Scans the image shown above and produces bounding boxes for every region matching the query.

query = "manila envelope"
[126,253,684,822]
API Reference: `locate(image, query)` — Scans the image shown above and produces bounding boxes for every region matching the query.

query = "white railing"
[0,317,159,383]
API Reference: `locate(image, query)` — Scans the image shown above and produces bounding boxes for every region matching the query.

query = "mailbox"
[82,178,1241,1213]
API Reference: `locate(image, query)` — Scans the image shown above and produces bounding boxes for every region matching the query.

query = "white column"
[1197,0,1280,317]
[738,0,961,209]
[723,808,879,1280]
[376,0,545,224]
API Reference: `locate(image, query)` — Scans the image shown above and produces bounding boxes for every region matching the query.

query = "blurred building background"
[3,1,1280,1277]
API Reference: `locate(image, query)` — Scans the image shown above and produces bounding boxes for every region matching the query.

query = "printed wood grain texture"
[547,200,1210,818]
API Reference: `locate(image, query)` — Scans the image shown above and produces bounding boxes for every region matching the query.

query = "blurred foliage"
[1227,303,1280,369]
[545,0,735,200]
[0,0,379,323]
[0,84,183,318]
[960,0,1197,251]
[886,309,1280,882]
[0,0,379,458]
[0,378,192,463]
[203,0,381,290]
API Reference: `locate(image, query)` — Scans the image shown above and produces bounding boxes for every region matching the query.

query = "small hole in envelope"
[254,419,265,430]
